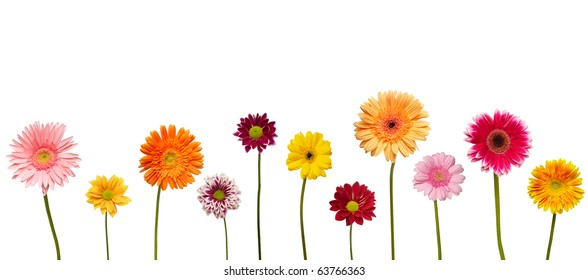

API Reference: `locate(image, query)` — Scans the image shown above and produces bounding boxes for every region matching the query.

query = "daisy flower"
[8,122,80,260]
[234,112,277,260]
[86,175,131,260]
[138,124,204,260]
[464,110,531,260]
[329,182,376,260]
[528,159,583,260]
[354,90,430,260]
[413,152,465,260]
[234,113,277,153]
[197,174,241,260]
[286,131,332,260]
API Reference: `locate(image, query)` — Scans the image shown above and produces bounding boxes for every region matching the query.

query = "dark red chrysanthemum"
[465,110,532,176]
[234,113,277,153]
[329,182,376,226]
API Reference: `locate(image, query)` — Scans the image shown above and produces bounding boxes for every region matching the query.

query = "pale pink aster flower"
[8,122,80,195]
[413,152,465,201]
[197,174,241,219]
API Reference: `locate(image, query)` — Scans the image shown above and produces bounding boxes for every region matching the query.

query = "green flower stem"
[105,213,110,260]
[546,214,557,260]
[224,217,229,260]
[154,185,162,260]
[493,173,505,260]
[349,224,354,260]
[257,152,262,260]
[389,162,396,260]
[43,194,61,260]
[300,178,308,260]
[434,200,442,260]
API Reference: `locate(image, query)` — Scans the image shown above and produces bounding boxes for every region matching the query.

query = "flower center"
[34,148,55,167]
[248,126,263,140]
[213,189,225,201]
[163,150,179,167]
[102,190,114,201]
[346,201,359,213]
[304,150,315,162]
[486,129,511,154]
[388,122,396,128]
[433,170,445,182]
[549,180,565,194]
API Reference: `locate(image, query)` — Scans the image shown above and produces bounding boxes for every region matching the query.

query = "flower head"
[329,182,376,226]
[139,125,204,190]
[234,113,277,153]
[286,132,332,180]
[465,110,531,176]
[528,159,583,214]
[86,175,131,217]
[354,91,430,163]
[197,174,241,219]
[8,122,80,195]
[413,152,465,201]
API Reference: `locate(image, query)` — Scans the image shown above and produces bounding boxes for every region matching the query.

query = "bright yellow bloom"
[528,159,583,214]
[286,132,332,180]
[86,175,131,217]
[354,91,430,162]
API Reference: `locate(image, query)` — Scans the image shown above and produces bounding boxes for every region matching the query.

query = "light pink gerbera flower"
[8,122,80,195]
[413,152,465,201]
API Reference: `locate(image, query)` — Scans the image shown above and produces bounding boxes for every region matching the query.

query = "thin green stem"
[43,194,61,260]
[493,173,505,260]
[546,214,557,260]
[105,213,110,260]
[224,217,229,260]
[349,224,354,260]
[389,162,396,260]
[434,200,442,260]
[154,185,162,260]
[299,178,308,260]
[257,152,262,260]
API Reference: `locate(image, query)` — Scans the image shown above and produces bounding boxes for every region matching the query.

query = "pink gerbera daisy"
[465,110,532,176]
[234,113,277,153]
[8,122,80,195]
[413,152,465,201]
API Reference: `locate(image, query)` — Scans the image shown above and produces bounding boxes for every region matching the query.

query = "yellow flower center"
[549,180,565,193]
[248,126,263,140]
[102,190,114,201]
[304,150,315,162]
[346,201,359,213]
[163,150,178,167]
[213,189,225,201]
[433,170,445,182]
[34,148,54,166]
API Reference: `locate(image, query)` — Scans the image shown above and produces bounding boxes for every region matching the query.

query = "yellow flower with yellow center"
[86,175,132,217]
[528,159,583,214]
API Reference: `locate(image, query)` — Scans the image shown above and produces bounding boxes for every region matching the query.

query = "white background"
[1,1,587,279]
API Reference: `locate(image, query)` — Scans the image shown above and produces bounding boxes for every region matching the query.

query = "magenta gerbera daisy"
[197,174,241,219]
[413,152,465,201]
[234,113,277,153]
[8,122,80,195]
[465,110,532,176]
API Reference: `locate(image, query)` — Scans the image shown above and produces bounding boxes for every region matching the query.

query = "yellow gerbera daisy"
[528,159,583,214]
[286,131,332,180]
[354,91,430,162]
[86,175,131,217]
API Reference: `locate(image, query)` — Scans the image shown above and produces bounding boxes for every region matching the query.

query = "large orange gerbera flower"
[354,91,430,162]
[139,125,204,190]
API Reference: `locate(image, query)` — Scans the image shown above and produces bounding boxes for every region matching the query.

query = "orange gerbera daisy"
[139,125,204,190]
[354,91,430,162]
